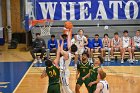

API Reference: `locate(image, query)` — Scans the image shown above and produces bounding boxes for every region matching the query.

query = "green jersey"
[77,61,92,77]
[90,66,100,81]
[46,65,60,85]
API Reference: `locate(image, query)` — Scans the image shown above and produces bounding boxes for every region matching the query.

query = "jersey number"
[49,70,56,77]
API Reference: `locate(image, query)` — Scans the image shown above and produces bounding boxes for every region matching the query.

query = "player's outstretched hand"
[88,82,93,87]
[82,77,85,81]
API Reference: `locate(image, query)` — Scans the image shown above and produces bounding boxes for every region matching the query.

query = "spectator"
[30,33,46,63]
[91,34,104,57]
[111,32,122,60]
[48,35,58,52]
[132,30,140,61]
[121,30,133,63]
[85,35,92,58]
[102,34,111,61]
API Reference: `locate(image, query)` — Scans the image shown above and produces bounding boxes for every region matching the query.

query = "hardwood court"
[0,44,140,93]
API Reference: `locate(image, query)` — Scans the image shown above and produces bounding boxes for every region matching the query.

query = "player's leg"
[107,48,111,61]
[30,48,40,63]
[74,53,78,70]
[75,78,84,93]
[131,46,135,61]
[121,48,126,63]
[100,48,104,58]
[128,47,133,63]
[111,47,114,59]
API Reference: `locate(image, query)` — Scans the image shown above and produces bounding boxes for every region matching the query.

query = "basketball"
[64,21,73,29]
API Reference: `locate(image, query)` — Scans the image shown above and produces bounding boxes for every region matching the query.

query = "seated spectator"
[91,34,104,57]
[121,30,133,63]
[85,35,92,58]
[102,34,111,61]
[111,32,122,60]
[30,33,46,63]
[48,35,58,53]
[59,34,68,51]
[132,30,140,61]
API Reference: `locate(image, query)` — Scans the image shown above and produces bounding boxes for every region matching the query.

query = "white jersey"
[112,37,121,46]
[60,52,71,77]
[76,35,86,49]
[122,37,130,48]
[133,36,140,46]
[99,80,109,93]
[102,38,110,47]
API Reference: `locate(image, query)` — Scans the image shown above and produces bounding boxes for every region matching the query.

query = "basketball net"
[31,19,53,36]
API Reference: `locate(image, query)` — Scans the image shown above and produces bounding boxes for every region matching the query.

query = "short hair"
[104,34,108,37]
[95,34,99,37]
[45,59,53,67]
[36,33,40,36]
[71,44,78,53]
[51,35,55,38]
[114,32,119,35]
[82,52,89,58]
[123,30,128,33]
[78,29,84,33]
[99,71,106,80]
[137,30,140,32]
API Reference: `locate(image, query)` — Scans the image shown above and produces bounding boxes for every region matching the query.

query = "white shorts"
[75,48,84,55]
[104,47,111,51]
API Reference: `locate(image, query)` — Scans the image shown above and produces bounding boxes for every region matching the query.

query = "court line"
[13,62,33,93]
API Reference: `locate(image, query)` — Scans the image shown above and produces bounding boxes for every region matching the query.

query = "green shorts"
[76,77,90,88]
[88,83,97,93]
[47,83,60,93]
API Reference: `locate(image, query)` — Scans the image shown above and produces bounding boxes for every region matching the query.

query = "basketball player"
[74,29,88,70]
[102,34,111,61]
[82,56,103,93]
[59,29,77,93]
[41,45,61,93]
[132,30,140,61]
[121,30,133,63]
[75,52,92,93]
[111,32,122,60]
[94,71,109,93]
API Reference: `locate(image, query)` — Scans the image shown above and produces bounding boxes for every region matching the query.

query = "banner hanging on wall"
[25,0,140,20]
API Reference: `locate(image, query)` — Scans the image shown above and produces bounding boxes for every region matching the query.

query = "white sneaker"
[121,59,124,64]
[108,57,111,62]
[38,59,42,63]
[129,59,134,64]
[33,59,38,63]
[105,57,107,61]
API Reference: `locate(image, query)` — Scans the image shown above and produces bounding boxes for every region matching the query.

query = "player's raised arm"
[67,29,72,49]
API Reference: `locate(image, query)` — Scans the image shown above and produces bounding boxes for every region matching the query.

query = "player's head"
[51,35,55,41]
[104,34,109,38]
[82,52,89,61]
[78,29,84,35]
[93,56,104,65]
[70,44,78,53]
[136,30,140,36]
[97,71,106,80]
[114,32,119,38]
[85,35,89,39]
[61,34,68,40]
[45,59,53,67]
[36,33,41,39]
[95,34,99,41]
[123,30,128,37]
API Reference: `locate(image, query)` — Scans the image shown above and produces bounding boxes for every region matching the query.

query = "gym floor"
[0,44,140,93]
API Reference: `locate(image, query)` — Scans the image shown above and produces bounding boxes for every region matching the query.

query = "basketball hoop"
[31,19,54,36]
